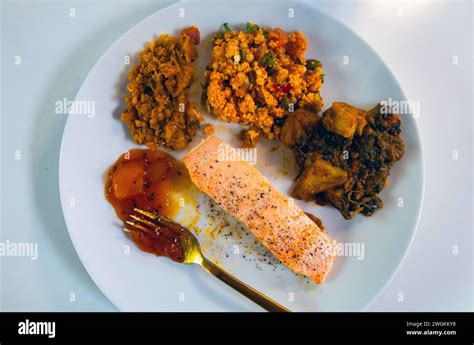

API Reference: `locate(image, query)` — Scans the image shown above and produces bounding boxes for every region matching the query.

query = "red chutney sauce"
[105,149,192,262]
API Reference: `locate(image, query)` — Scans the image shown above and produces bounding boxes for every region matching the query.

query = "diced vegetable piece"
[181,26,200,45]
[322,102,367,139]
[240,48,247,61]
[241,128,261,148]
[280,109,319,148]
[260,53,276,67]
[292,154,348,201]
[245,22,259,34]
[306,59,322,70]
[214,32,224,40]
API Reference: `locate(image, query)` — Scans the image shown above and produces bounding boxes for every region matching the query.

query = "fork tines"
[134,208,184,233]
[122,208,183,235]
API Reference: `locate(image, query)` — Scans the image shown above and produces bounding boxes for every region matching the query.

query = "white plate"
[59,0,424,311]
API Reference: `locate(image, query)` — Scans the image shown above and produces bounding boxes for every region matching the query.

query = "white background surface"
[1,0,472,311]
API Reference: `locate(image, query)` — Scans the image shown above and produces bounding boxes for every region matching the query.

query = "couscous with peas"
[202,22,325,147]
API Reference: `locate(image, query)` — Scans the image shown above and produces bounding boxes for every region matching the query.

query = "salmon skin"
[183,136,335,284]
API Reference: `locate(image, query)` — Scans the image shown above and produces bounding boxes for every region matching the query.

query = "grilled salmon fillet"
[183,136,336,283]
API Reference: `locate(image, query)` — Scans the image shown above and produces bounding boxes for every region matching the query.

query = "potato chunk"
[322,102,366,139]
[280,109,319,148]
[292,154,348,201]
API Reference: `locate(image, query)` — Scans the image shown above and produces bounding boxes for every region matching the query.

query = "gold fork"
[124,208,290,312]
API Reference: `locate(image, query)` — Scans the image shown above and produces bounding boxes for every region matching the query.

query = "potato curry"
[281,102,405,219]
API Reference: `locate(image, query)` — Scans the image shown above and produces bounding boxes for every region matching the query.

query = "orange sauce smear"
[105,149,192,262]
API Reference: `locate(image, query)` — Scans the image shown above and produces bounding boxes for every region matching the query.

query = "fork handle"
[200,257,290,312]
